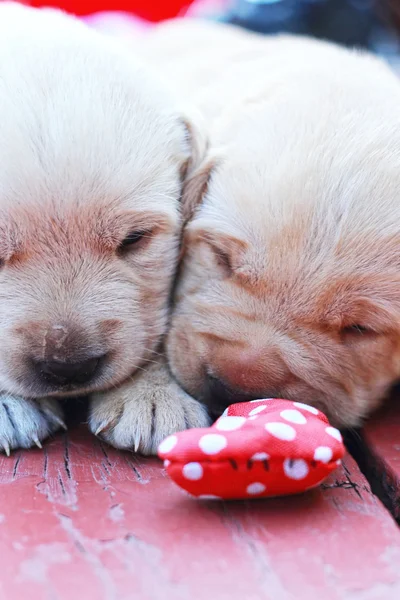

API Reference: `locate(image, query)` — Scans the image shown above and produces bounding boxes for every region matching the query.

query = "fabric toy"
[9,1,195,22]
[158,398,345,500]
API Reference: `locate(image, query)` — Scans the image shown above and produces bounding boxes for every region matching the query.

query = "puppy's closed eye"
[340,324,377,337]
[117,230,153,256]
[323,278,400,338]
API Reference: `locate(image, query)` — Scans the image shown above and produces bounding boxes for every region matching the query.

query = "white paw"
[0,395,65,454]
[89,372,210,454]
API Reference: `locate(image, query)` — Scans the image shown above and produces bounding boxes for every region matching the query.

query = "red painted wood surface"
[364,398,400,478]
[361,396,400,522]
[0,427,400,600]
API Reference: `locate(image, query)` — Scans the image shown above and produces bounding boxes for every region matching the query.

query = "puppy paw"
[0,395,65,454]
[89,366,210,454]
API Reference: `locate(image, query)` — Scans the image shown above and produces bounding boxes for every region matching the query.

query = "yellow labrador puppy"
[0,5,209,454]
[139,19,400,429]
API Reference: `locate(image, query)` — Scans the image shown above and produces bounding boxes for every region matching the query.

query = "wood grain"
[0,426,400,600]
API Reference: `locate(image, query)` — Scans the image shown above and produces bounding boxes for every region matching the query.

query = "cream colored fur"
[136,19,400,428]
[0,5,209,454]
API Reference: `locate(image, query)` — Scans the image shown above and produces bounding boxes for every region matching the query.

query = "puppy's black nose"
[36,356,103,387]
[201,373,254,418]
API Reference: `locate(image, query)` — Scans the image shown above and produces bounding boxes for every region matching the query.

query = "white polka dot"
[314,446,333,463]
[251,452,270,461]
[215,416,246,431]
[247,482,266,495]
[163,459,171,468]
[293,402,319,415]
[249,405,267,416]
[283,458,309,480]
[198,495,222,500]
[182,462,204,481]
[158,435,178,455]
[326,427,343,443]
[199,434,227,455]
[265,422,297,441]
[280,409,307,425]
[250,398,272,403]
[336,459,342,467]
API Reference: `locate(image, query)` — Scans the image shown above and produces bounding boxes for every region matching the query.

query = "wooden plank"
[358,394,400,522]
[0,427,400,600]
[363,396,400,477]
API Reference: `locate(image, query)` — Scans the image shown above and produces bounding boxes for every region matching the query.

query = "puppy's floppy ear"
[180,114,208,181]
[180,112,215,225]
[181,156,216,226]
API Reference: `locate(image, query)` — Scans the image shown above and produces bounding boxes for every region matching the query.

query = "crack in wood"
[102,461,111,476]
[321,480,359,491]
[63,435,72,480]
[12,453,21,479]
[58,474,66,497]
[124,455,144,482]
[43,448,48,480]
[343,462,363,499]
[98,440,112,468]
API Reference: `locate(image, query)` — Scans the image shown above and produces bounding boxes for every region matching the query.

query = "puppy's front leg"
[88,356,210,454]
[0,396,65,454]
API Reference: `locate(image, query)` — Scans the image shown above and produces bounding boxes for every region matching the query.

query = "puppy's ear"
[180,114,215,225]
[181,156,215,226]
[180,115,208,180]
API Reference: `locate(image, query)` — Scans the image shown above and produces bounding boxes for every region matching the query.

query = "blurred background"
[15,0,400,68]
[217,1,400,64]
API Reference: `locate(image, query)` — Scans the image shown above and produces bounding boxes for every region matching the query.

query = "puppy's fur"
[140,20,400,428]
[0,5,209,453]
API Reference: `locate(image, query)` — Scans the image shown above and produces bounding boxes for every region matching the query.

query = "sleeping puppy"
[139,20,400,429]
[0,4,208,454]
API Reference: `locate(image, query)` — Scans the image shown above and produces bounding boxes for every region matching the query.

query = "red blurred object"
[14,0,195,21]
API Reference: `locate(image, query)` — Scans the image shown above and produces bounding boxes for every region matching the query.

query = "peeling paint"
[109,503,124,523]
[18,543,71,583]
[57,513,119,600]
[36,469,78,509]
[36,438,78,509]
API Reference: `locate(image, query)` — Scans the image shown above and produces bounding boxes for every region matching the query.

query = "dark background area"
[210,0,400,66]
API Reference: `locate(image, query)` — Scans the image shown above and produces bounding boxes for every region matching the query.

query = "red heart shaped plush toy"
[18,1,194,21]
[158,399,345,500]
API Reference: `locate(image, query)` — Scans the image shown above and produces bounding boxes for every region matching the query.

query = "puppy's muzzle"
[200,372,260,418]
[16,320,114,393]
[34,355,105,387]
